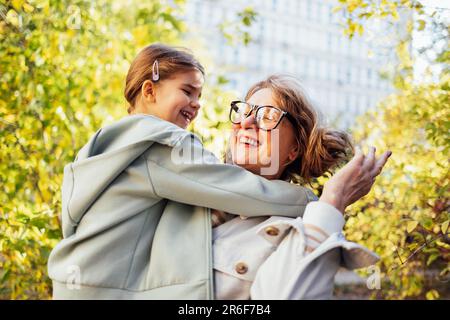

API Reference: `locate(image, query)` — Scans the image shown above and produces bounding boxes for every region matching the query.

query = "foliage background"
[332,0,449,299]
[0,0,448,299]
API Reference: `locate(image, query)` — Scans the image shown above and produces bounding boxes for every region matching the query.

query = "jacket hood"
[61,115,191,237]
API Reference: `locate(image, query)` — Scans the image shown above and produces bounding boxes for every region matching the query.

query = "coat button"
[235,262,248,274]
[265,226,279,236]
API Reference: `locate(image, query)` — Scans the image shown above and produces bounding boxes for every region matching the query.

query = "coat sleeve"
[143,136,314,218]
[250,229,341,299]
[249,202,378,299]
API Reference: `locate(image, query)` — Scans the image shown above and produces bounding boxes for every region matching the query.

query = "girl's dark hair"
[124,43,205,113]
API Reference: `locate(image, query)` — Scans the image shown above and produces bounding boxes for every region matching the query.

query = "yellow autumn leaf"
[23,3,35,13]
[11,0,24,12]
[425,289,439,300]
[6,9,20,27]
[406,220,419,233]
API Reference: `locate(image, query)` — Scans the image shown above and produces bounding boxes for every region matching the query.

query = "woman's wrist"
[318,194,345,215]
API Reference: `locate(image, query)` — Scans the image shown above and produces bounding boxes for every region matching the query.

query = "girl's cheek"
[173,93,188,107]
[182,93,191,104]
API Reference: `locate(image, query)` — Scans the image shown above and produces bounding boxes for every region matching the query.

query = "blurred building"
[184,0,406,129]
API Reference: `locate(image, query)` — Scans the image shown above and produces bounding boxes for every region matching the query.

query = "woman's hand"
[319,146,392,214]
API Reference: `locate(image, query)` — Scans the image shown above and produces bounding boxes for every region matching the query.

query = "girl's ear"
[141,80,156,103]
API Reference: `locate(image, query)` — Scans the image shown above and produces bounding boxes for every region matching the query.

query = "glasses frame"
[229,100,297,131]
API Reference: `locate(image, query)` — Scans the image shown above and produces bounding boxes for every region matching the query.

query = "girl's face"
[139,69,204,129]
[230,88,299,180]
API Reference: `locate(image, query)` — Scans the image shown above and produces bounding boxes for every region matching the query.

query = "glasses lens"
[230,102,252,123]
[256,107,283,129]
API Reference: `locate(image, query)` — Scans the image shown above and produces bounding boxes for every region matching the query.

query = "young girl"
[47,44,317,299]
[212,75,392,299]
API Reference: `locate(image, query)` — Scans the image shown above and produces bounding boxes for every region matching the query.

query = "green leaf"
[422,217,435,230]
[426,253,439,266]
[441,220,449,235]
[0,269,11,283]
[29,217,47,229]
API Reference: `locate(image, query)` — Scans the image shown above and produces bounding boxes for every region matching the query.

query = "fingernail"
[388,151,392,157]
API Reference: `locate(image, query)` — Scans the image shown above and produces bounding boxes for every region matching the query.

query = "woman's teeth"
[239,136,258,147]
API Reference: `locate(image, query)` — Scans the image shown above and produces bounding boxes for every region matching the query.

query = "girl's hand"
[319,146,392,214]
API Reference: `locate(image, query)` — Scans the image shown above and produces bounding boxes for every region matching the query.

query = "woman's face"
[138,69,204,129]
[230,88,299,179]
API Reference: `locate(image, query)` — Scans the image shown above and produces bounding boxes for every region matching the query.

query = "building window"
[319,60,327,80]
[328,4,333,23]
[327,33,332,51]
[367,68,372,87]
[356,66,361,84]
[264,50,272,71]
[352,94,358,113]
[316,3,322,23]
[194,2,201,20]
[233,48,239,64]
[331,63,338,82]
[304,57,310,78]
[259,17,265,41]
[310,58,316,78]
[337,64,343,84]
[326,61,331,81]
[307,0,312,21]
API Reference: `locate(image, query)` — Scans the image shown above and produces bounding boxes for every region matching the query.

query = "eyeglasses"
[229,100,296,131]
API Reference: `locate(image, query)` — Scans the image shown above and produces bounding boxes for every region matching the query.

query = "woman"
[212,74,392,299]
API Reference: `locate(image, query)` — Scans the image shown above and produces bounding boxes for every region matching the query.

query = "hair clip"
[152,59,160,82]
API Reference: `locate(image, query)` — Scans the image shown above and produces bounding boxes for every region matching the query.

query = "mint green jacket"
[47,115,316,299]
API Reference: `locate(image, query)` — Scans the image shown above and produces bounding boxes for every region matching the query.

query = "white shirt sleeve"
[302,201,345,252]
[303,201,345,235]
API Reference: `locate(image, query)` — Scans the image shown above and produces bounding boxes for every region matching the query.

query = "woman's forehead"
[247,88,275,105]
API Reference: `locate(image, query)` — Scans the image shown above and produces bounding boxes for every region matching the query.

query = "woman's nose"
[240,113,257,129]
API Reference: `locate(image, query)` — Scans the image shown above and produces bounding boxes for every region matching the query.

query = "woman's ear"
[141,80,156,103]
[287,141,300,163]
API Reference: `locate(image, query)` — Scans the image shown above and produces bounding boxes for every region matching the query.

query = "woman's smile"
[237,133,260,148]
